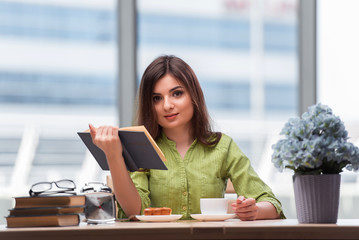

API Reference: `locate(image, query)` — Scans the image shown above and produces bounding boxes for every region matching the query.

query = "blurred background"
[1,0,359,224]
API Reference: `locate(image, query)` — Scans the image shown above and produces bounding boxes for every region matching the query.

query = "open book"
[77,125,168,172]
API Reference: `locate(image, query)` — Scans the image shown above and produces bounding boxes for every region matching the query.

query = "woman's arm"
[232,196,280,221]
[89,124,142,217]
[225,136,285,219]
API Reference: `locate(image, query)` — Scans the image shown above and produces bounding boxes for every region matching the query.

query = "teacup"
[200,198,228,215]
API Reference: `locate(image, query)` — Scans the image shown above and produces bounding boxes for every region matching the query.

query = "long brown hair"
[136,55,221,146]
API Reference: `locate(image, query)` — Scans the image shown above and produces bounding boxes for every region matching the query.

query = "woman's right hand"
[89,124,142,217]
[89,124,123,157]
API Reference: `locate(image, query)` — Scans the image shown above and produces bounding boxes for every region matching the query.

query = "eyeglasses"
[29,179,76,197]
[81,182,112,193]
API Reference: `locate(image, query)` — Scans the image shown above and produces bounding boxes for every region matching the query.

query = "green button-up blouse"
[118,132,284,219]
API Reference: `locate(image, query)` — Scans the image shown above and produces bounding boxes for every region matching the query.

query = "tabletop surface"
[1,219,359,240]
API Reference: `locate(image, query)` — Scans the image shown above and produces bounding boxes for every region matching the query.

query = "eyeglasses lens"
[101,186,112,192]
[31,183,53,192]
[56,180,75,189]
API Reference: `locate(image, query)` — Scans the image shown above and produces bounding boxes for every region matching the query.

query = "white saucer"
[190,214,236,221]
[87,218,116,224]
[135,214,183,222]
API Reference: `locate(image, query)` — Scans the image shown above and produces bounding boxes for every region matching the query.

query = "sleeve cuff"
[116,191,151,219]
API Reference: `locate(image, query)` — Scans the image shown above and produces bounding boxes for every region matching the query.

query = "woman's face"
[152,74,194,132]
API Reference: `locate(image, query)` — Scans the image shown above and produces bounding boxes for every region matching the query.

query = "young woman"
[89,55,284,220]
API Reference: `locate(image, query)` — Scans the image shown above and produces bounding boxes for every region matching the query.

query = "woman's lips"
[164,113,178,120]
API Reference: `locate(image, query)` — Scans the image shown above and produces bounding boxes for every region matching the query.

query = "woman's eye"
[153,96,161,102]
[173,90,183,97]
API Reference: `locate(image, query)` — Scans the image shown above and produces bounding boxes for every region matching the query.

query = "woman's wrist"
[105,151,124,166]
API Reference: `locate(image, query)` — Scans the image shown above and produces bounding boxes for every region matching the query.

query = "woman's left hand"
[232,196,258,221]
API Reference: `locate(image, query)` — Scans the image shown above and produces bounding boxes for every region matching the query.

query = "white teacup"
[200,198,228,215]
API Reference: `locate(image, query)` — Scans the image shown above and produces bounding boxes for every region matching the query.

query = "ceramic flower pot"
[293,174,341,223]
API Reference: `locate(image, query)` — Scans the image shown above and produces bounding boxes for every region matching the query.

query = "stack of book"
[6,195,85,228]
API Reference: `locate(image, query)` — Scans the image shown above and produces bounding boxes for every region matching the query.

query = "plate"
[87,218,116,224]
[190,214,236,221]
[135,214,183,222]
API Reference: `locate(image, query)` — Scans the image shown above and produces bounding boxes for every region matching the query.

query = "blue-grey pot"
[293,174,341,223]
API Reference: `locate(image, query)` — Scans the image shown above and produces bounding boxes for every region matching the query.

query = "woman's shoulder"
[219,132,232,141]
[215,133,248,161]
[201,133,245,160]
[218,132,233,143]
[213,132,234,149]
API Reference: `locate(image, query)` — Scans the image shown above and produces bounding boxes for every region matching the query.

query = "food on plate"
[160,207,172,215]
[144,207,172,215]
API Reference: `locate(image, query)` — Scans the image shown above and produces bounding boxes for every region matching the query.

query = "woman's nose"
[163,97,174,110]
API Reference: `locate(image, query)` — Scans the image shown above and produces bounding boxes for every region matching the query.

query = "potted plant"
[271,103,359,223]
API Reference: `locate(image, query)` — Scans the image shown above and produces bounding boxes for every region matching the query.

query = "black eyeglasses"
[29,179,76,197]
[81,182,112,193]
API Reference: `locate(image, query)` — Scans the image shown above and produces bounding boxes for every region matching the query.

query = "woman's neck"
[163,126,194,158]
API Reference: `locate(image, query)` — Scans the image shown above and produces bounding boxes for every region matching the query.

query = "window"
[317,0,359,218]
[0,0,117,224]
[137,0,298,217]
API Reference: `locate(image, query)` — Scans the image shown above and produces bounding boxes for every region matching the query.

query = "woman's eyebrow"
[152,86,184,95]
[169,86,184,92]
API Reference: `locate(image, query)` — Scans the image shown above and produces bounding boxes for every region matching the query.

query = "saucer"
[190,214,236,221]
[135,214,183,222]
[87,218,116,224]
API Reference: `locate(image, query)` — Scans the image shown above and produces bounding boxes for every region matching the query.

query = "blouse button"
[182,206,187,210]
[183,191,187,196]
